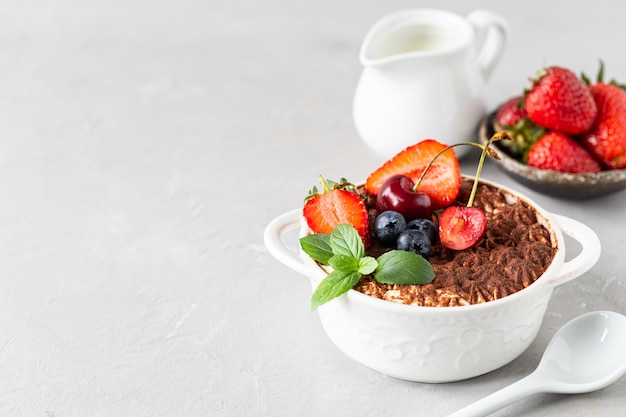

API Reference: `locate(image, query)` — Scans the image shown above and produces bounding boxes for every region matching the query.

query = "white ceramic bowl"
[264,177,600,383]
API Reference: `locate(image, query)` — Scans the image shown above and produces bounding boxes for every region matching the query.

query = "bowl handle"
[264,209,321,279]
[543,214,601,289]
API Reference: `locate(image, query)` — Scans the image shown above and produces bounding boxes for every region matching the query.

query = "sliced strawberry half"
[303,178,370,243]
[365,139,461,209]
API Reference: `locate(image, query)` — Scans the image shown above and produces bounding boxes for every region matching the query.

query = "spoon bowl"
[449,311,626,417]
[538,311,626,391]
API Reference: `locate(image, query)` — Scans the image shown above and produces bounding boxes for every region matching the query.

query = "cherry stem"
[467,132,509,207]
[412,133,510,206]
[412,143,484,191]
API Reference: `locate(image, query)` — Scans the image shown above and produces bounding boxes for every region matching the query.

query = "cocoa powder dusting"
[355,180,556,307]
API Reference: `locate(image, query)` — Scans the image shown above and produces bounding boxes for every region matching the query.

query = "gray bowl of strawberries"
[480,65,626,199]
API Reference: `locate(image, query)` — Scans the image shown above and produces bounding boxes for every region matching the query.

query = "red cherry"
[439,206,486,250]
[376,174,432,221]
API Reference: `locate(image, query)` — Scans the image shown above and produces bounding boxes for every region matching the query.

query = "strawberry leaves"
[301,224,434,310]
[304,176,364,203]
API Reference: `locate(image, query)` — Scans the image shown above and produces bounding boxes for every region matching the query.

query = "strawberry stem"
[319,175,330,193]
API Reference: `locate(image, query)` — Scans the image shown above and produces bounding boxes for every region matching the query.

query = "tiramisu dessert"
[300,134,556,310]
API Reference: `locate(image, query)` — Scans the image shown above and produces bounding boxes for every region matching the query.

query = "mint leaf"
[374,250,435,285]
[302,223,435,311]
[311,270,362,311]
[328,254,359,272]
[330,224,364,260]
[299,234,333,264]
[358,256,377,275]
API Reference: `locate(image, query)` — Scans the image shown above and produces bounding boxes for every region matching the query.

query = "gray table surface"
[1,0,625,416]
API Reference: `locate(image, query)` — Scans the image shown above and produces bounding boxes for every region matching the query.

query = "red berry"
[527,131,601,174]
[493,97,545,159]
[376,175,431,221]
[365,139,461,209]
[494,96,527,127]
[580,83,626,169]
[438,206,486,251]
[525,66,597,134]
[303,178,369,243]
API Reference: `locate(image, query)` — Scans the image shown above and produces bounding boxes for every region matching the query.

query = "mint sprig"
[300,224,435,310]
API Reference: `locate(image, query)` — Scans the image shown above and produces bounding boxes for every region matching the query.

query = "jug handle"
[467,10,510,81]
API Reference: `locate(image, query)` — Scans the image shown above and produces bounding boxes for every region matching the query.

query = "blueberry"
[397,229,432,257]
[374,211,407,247]
[406,218,438,243]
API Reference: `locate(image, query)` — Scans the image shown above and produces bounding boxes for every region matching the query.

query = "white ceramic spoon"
[448,311,626,417]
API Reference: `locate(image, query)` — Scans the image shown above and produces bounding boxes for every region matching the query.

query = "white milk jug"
[353,9,509,158]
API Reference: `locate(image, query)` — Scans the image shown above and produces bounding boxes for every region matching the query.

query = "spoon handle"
[447,372,545,417]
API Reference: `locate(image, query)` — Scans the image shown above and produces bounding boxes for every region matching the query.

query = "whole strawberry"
[493,95,545,159]
[525,67,597,135]
[580,82,626,169]
[527,132,601,174]
[494,96,527,127]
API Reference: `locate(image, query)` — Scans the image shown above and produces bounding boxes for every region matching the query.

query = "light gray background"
[0,0,624,416]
